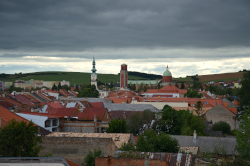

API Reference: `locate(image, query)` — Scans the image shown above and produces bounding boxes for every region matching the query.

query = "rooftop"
[46,132,133,149]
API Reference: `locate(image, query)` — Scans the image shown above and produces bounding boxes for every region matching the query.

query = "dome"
[163,66,172,76]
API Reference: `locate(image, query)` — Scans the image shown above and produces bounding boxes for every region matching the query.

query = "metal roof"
[170,135,237,155]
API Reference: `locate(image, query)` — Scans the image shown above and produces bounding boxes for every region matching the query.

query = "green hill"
[0,71,146,85]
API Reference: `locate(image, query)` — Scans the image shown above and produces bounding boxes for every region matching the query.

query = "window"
[53,119,57,126]
[205,102,209,104]
[45,120,51,127]
[215,102,217,105]
[52,128,57,132]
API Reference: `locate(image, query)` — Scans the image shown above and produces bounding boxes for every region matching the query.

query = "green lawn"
[0,71,146,85]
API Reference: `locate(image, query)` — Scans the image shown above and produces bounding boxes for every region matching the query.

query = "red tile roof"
[13,94,36,104]
[0,101,13,109]
[47,108,80,117]
[90,102,103,108]
[146,85,187,94]
[47,102,64,108]
[109,99,129,104]
[0,106,30,127]
[78,107,107,121]
[64,158,80,166]
[0,97,22,106]
[21,112,65,119]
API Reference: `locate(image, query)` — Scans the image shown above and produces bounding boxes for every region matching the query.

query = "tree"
[184,89,202,98]
[212,121,231,135]
[153,105,205,136]
[52,83,57,91]
[238,71,250,116]
[236,107,250,160]
[181,82,185,89]
[127,110,155,135]
[0,119,42,157]
[194,101,203,116]
[78,84,99,98]
[62,85,70,91]
[82,149,103,166]
[57,82,62,90]
[106,118,127,133]
[136,129,179,153]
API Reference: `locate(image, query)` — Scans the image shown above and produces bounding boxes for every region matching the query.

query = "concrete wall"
[40,137,117,165]
[95,157,169,166]
[63,121,109,133]
[205,106,235,130]
[131,100,188,110]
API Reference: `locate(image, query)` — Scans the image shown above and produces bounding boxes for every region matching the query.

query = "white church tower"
[91,56,98,90]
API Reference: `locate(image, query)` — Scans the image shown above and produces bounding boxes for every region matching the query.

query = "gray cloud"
[1,0,250,53]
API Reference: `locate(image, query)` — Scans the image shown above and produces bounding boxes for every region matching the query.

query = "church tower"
[91,56,98,89]
[120,63,128,89]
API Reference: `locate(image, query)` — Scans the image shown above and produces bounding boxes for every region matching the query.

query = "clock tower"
[91,56,98,89]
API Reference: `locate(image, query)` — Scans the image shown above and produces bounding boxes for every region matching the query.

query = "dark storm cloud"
[1,0,250,54]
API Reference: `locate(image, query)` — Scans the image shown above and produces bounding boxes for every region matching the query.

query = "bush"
[212,121,231,135]
[82,149,103,166]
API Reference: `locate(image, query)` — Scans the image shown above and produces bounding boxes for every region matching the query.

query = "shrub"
[212,121,231,135]
[82,149,103,166]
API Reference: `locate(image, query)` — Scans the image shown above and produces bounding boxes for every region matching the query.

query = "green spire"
[91,56,97,73]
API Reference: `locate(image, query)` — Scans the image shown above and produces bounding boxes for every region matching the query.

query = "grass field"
[0,71,146,85]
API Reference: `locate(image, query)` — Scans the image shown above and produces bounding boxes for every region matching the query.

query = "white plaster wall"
[47,92,59,100]
[131,100,188,110]
[16,113,47,128]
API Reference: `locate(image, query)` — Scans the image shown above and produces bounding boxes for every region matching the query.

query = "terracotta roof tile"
[47,108,79,117]
[78,107,107,121]
[90,102,104,108]
[64,158,80,166]
[0,101,14,109]
[0,97,22,106]
[0,106,30,127]
[47,102,64,108]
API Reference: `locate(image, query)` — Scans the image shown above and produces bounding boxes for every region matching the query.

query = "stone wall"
[205,105,235,130]
[40,137,117,165]
[95,157,169,166]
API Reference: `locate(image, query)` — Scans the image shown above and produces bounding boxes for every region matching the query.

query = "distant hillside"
[0,72,146,85]
[197,72,244,82]
[126,71,162,80]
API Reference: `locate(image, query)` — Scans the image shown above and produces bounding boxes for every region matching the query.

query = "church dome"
[163,66,172,76]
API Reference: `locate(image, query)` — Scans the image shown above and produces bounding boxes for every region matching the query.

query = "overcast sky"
[1,0,250,77]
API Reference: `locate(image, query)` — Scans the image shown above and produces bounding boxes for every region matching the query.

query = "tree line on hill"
[118,71,162,80]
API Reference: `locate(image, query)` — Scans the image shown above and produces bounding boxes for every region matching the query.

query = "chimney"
[2,93,5,98]
[193,130,197,142]
[94,114,97,122]
[123,112,126,119]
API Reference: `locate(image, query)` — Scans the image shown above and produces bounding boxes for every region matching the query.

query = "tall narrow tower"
[120,63,128,89]
[91,56,98,89]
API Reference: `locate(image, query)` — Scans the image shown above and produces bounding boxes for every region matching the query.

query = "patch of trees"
[206,85,239,97]
[77,84,99,98]
[153,105,206,136]
[8,85,24,93]
[0,119,42,157]
[126,71,162,80]
[184,89,202,98]
[212,121,231,135]
[120,129,179,153]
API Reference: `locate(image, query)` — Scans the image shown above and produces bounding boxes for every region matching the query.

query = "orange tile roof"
[0,106,30,127]
[21,112,65,119]
[47,102,64,108]
[146,85,187,94]
[64,158,80,166]
[110,98,128,104]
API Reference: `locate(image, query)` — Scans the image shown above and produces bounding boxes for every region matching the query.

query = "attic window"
[115,137,119,141]
[125,92,127,93]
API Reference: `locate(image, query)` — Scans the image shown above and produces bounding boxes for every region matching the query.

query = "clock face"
[92,74,96,77]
